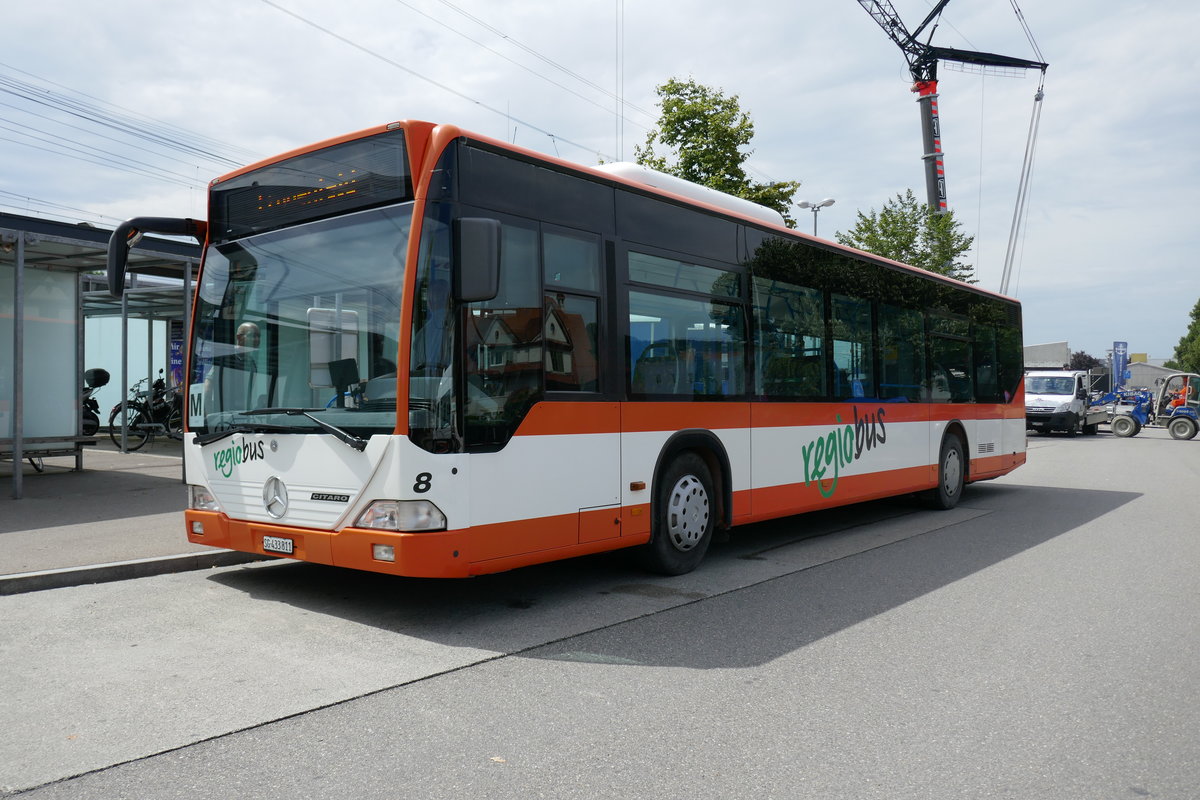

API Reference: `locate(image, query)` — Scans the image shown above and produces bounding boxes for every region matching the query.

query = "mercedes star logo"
[263,476,288,519]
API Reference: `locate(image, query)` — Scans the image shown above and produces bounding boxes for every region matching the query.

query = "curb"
[0,550,274,596]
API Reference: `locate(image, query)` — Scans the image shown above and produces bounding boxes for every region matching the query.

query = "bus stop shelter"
[1,212,199,499]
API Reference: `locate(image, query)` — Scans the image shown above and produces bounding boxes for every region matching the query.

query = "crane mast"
[856,0,1048,214]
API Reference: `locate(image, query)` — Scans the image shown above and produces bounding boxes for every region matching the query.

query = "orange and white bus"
[107,119,1026,578]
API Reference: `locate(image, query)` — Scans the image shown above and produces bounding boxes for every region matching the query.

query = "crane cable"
[998,0,1046,295]
[998,73,1044,296]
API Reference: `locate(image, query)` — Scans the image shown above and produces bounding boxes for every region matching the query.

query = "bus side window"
[543,228,601,293]
[878,303,924,402]
[972,325,1001,403]
[831,293,875,400]
[543,228,602,393]
[544,293,599,392]
[629,291,745,398]
[752,276,826,399]
[464,221,543,448]
[929,313,973,403]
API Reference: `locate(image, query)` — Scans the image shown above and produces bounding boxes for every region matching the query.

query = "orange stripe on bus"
[741,465,933,523]
[622,402,751,432]
[513,399,1023,437]
[514,402,622,436]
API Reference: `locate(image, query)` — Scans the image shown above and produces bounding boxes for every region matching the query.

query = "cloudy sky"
[2,0,1196,360]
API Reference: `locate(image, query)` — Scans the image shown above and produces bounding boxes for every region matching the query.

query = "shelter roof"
[1,211,200,319]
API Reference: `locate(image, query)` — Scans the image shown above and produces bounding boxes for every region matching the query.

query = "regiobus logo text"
[801,406,889,497]
[213,437,267,478]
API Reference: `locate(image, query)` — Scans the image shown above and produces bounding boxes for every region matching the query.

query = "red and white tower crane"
[857,0,1048,215]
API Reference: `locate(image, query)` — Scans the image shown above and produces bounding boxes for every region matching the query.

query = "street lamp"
[797,198,835,237]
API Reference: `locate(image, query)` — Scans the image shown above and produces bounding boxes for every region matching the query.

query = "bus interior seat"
[763,353,822,397]
[633,341,680,394]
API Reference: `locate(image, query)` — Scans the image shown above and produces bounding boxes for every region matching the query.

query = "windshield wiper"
[244,407,369,452]
[192,422,296,447]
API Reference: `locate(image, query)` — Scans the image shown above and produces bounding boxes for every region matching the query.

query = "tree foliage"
[1070,350,1104,370]
[1164,297,1200,372]
[635,77,801,226]
[835,189,976,283]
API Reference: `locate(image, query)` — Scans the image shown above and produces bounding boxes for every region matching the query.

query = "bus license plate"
[262,535,294,555]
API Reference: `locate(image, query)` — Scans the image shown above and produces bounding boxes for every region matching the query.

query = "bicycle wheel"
[166,404,184,440]
[108,405,151,451]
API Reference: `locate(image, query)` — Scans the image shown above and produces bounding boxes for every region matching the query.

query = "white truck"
[1024,370,1107,436]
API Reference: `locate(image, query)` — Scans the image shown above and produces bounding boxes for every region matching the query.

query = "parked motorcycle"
[82,367,110,437]
[108,370,183,450]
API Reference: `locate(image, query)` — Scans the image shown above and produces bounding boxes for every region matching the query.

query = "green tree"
[1070,350,1104,370]
[835,189,976,283]
[1164,297,1200,372]
[635,77,801,226]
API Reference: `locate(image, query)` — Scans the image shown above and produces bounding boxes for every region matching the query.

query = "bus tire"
[1111,416,1139,438]
[923,433,965,510]
[1168,417,1198,440]
[639,452,715,576]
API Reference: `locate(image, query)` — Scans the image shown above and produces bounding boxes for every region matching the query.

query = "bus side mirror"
[453,217,500,303]
[106,216,206,298]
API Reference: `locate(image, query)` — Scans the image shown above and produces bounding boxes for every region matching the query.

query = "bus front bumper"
[185,511,473,578]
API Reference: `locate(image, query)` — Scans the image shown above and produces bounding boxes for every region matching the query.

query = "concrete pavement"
[0,437,265,595]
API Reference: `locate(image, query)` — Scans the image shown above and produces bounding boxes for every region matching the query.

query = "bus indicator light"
[372,544,396,562]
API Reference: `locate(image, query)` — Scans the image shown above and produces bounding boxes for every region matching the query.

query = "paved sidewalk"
[0,437,265,594]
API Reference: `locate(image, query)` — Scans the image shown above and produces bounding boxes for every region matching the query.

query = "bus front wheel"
[639,452,715,576]
[923,433,965,510]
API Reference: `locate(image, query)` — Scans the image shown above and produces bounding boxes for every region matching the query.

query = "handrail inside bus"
[107,216,207,298]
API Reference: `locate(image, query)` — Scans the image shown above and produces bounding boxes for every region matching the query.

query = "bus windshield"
[189,204,411,437]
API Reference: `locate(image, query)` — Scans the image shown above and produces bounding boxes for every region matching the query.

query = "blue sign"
[1113,341,1129,388]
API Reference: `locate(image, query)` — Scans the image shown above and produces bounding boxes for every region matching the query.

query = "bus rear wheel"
[639,452,715,576]
[922,433,965,510]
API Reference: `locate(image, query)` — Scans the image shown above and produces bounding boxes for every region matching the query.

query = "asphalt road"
[3,427,1198,799]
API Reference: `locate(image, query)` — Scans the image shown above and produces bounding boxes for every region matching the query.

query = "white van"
[1025,370,1106,436]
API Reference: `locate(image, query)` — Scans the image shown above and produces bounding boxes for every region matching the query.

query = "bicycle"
[108,371,183,451]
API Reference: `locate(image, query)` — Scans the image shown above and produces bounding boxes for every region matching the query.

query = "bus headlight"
[188,485,222,512]
[355,500,447,532]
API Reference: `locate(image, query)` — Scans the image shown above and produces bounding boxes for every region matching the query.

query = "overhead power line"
[0,121,202,188]
[258,0,616,162]
[387,0,654,129]
[431,0,656,122]
[0,63,255,167]
[0,62,250,221]
[0,189,124,224]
